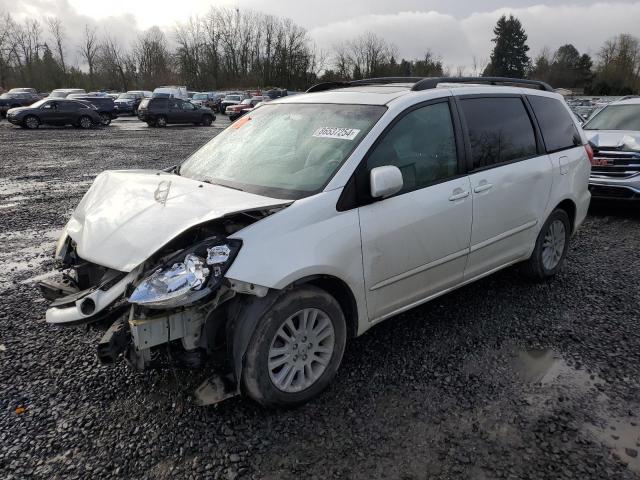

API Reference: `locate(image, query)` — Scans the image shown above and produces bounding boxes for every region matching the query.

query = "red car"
[227,97,264,121]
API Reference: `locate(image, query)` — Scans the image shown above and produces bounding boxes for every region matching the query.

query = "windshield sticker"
[312,127,361,140]
[232,116,251,129]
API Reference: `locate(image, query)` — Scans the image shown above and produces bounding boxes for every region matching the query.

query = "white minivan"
[41,77,591,407]
[152,86,188,100]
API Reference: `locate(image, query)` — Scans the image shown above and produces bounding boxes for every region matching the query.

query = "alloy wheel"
[268,308,335,393]
[542,219,566,270]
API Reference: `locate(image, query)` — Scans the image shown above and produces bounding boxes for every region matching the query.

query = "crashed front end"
[42,228,243,371]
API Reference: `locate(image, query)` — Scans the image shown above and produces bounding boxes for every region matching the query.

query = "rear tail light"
[585,143,595,164]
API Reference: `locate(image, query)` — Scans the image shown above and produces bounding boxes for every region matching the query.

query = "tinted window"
[528,96,581,152]
[58,101,79,112]
[461,97,537,169]
[367,101,458,194]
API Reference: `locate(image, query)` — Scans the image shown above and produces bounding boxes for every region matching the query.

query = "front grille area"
[589,184,640,200]
[590,150,640,179]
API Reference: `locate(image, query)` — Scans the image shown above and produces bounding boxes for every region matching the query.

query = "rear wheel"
[146,122,155,127]
[24,115,39,129]
[242,286,347,408]
[155,115,167,127]
[521,209,571,281]
[99,113,111,126]
[201,115,213,126]
[78,116,92,129]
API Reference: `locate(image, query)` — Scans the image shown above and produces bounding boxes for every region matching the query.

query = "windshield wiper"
[202,179,244,192]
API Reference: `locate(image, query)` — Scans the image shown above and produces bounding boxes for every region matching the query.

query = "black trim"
[336,96,466,211]
[412,76,554,92]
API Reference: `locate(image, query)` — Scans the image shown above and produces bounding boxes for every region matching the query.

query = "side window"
[169,100,180,109]
[367,101,458,194]
[460,97,537,170]
[528,95,581,152]
[182,102,195,110]
[58,101,77,112]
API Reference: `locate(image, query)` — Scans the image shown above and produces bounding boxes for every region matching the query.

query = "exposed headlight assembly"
[128,238,241,309]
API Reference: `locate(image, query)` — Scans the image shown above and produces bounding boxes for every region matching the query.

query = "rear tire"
[155,115,167,127]
[242,286,347,408]
[521,209,571,281]
[99,113,111,126]
[24,115,39,129]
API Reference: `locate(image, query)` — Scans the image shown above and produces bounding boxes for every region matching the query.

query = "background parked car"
[68,94,118,125]
[114,92,146,115]
[137,97,215,127]
[152,86,188,100]
[0,91,40,117]
[191,92,223,111]
[49,88,86,99]
[7,98,101,129]
[226,96,265,120]
[220,92,247,113]
[8,87,39,95]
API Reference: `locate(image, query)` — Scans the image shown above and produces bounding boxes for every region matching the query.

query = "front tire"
[24,115,39,129]
[78,116,92,129]
[201,115,213,126]
[521,209,571,281]
[155,115,167,127]
[242,286,347,408]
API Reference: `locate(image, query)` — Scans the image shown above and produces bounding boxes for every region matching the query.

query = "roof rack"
[306,76,554,93]
[411,76,554,92]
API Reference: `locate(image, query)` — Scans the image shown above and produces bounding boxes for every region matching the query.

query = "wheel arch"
[553,198,577,233]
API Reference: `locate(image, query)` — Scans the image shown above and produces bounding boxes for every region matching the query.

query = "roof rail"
[411,76,554,92]
[306,77,424,93]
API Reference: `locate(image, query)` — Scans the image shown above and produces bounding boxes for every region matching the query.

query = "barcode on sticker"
[313,127,361,140]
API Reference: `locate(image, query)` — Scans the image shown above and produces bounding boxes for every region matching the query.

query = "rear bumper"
[589,175,640,201]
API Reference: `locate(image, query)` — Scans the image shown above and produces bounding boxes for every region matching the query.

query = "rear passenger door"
[457,95,553,279]
[168,99,183,123]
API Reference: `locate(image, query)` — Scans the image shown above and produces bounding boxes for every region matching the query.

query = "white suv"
[41,77,591,407]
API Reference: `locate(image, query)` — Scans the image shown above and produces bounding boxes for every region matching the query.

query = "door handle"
[559,156,569,175]
[449,189,470,201]
[474,183,493,193]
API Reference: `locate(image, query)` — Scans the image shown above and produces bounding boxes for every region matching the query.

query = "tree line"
[0,8,639,94]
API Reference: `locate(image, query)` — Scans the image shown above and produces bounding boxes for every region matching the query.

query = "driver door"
[39,101,61,124]
[358,99,473,322]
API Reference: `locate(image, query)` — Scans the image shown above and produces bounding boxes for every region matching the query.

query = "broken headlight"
[128,239,240,309]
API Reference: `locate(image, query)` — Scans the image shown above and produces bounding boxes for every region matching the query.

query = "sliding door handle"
[474,183,493,193]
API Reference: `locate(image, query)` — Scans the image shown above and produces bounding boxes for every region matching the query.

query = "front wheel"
[155,115,167,127]
[201,115,213,126]
[78,116,93,129]
[521,208,571,281]
[24,115,39,129]
[242,286,347,408]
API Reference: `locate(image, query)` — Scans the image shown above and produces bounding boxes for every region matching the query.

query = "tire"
[78,116,92,129]
[24,115,39,129]
[155,115,167,127]
[242,286,347,408]
[521,208,571,281]
[99,113,111,126]
[146,122,155,128]
[201,115,213,126]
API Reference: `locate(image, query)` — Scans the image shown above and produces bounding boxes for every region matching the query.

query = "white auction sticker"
[313,127,361,140]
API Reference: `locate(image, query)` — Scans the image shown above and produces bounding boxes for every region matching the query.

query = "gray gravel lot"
[1,116,640,479]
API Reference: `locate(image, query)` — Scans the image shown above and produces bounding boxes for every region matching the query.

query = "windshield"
[1,93,27,99]
[49,91,68,98]
[225,95,241,101]
[179,103,386,199]
[193,93,208,100]
[30,99,49,108]
[584,104,640,131]
[118,93,136,99]
[241,99,252,105]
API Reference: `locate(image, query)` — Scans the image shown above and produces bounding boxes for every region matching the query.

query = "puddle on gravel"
[512,348,604,389]
[586,417,640,474]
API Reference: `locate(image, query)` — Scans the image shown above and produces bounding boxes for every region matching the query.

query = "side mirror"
[370,166,403,199]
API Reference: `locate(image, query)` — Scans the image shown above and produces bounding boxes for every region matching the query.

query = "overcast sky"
[3,0,640,70]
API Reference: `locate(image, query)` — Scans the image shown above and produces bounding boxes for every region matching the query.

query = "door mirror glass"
[370,166,403,198]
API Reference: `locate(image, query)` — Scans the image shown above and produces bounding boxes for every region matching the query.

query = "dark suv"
[7,99,101,129]
[0,91,40,117]
[137,98,215,127]
[68,95,118,125]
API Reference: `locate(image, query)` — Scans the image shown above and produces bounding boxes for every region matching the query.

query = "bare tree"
[46,16,66,73]
[80,25,99,85]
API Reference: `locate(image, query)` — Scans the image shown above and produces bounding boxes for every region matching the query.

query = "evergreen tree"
[483,15,530,78]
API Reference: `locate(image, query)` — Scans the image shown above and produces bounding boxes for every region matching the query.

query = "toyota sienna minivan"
[40,77,591,407]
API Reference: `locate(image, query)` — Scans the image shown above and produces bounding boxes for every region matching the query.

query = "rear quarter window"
[528,96,581,152]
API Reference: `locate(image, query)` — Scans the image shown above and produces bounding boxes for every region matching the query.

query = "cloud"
[310,2,640,70]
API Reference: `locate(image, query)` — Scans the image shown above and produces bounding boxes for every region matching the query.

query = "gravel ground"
[1,116,640,479]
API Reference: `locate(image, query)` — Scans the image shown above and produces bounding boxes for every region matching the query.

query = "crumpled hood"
[66,170,291,272]
[585,130,640,152]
